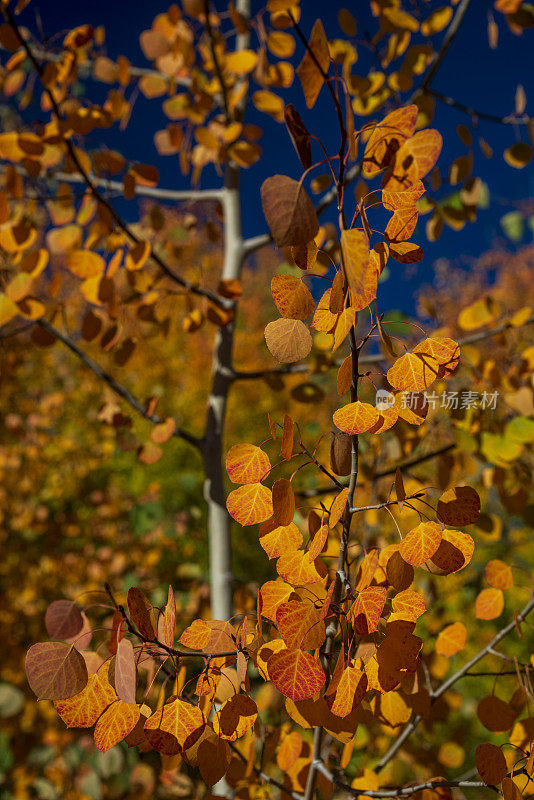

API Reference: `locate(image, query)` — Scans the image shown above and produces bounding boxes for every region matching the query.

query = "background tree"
[0,1,533,799]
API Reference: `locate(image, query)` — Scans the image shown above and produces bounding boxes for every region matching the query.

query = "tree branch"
[0,164,224,203]
[297,443,456,498]
[37,319,203,450]
[0,4,231,311]
[427,88,532,126]
[376,593,534,771]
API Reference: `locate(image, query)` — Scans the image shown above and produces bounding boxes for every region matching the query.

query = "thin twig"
[37,319,203,450]
[376,593,534,771]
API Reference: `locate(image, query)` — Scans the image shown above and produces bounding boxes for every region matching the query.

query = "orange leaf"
[390,588,426,622]
[329,488,349,527]
[475,588,504,620]
[226,444,271,485]
[296,19,330,108]
[399,521,442,567]
[350,587,387,635]
[178,619,211,650]
[330,663,368,718]
[387,352,440,392]
[125,241,151,271]
[268,649,325,701]
[389,241,424,263]
[271,274,315,320]
[213,694,257,741]
[144,698,205,755]
[412,337,460,374]
[362,105,418,178]
[227,483,273,526]
[277,731,303,771]
[259,580,294,623]
[55,665,116,727]
[65,249,106,279]
[340,229,376,311]
[276,548,326,586]
[485,559,514,590]
[435,622,467,657]
[259,520,302,558]
[333,401,379,434]
[277,599,326,650]
[385,129,443,189]
[264,318,313,363]
[430,529,474,573]
[94,700,140,752]
[312,289,338,333]
[333,307,357,352]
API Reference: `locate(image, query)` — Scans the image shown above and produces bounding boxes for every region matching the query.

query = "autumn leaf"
[94,700,140,752]
[227,483,273,526]
[475,743,507,785]
[399,522,442,567]
[264,318,313,363]
[333,401,379,435]
[340,229,376,311]
[213,693,258,741]
[55,665,116,727]
[349,587,387,635]
[437,486,480,526]
[259,520,302,559]
[226,443,271,484]
[362,105,418,177]
[485,559,513,590]
[144,698,205,755]
[387,352,440,392]
[296,19,330,108]
[277,599,326,650]
[475,588,504,620]
[26,642,88,700]
[330,663,367,718]
[268,649,326,702]
[45,600,84,640]
[435,622,467,657]
[261,175,319,247]
[271,274,315,320]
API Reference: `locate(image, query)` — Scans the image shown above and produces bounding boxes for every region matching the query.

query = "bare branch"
[297,443,456,498]
[37,319,203,451]
[0,163,224,203]
[376,593,534,771]
[427,88,532,126]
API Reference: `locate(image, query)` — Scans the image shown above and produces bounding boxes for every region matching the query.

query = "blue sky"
[29,0,534,313]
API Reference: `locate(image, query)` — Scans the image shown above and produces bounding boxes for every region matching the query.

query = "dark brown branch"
[297,443,456,498]
[427,88,532,126]
[105,583,238,660]
[204,0,231,123]
[38,319,203,451]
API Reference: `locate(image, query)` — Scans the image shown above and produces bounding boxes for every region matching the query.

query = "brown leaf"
[261,175,319,247]
[26,642,88,700]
